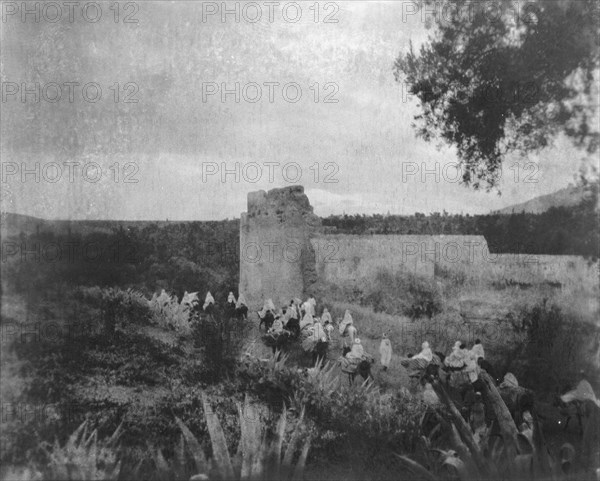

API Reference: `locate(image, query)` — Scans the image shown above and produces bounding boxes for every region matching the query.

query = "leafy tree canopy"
[394,0,599,189]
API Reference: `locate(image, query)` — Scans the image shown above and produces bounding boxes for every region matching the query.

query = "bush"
[235,355,427,476]
[505,300,600,395]
[346,269,443,319]
[74,287,152,334]
[190,309,251,383]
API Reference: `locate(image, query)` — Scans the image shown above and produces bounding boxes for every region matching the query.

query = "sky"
[1,0,596,221]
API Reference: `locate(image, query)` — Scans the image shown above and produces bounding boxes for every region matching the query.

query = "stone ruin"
[239,186,321,309]
[239,185,598,310]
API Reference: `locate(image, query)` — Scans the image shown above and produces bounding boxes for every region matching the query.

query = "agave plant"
[148,289,194,336]
[42,420,122,481]
[394,372,588,481]
[175,392,312,481]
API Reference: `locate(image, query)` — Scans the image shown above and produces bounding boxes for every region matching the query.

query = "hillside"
[493,184,592,214]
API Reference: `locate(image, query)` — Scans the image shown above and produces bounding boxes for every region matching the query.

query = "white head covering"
[312,321,326,342]
[464,350,479,382]
[560,380,600,407]
[380,336,392,367]
[321,308,332,324]
[302,300,315,316]
[339,310,353,334]
[300,312,314,330]
[258,299,276,318]
[471,342,485,360]
[287,303,298,319]
[445,341,466,367]
[269,317,283,333]
[203,291,215,310]
[236,294,247,308]
[347,338,365,359]
[413,341,433,362]
[182,291,199,307]
[227,292,236,304]
[500,373,519,388]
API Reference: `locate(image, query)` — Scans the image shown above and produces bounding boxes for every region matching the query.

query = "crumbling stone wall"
[311,234,490,282]
[239,187,598,312]
[239,186,320,310]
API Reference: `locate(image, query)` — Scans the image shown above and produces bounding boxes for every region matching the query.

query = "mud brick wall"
[239,186,320,310]
[311,234,490,282]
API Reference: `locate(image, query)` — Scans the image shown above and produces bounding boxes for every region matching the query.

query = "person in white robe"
[346,338,365,360]
[268,317,284,333]
[259,299,276,318]
[300,312,314,330]
[471,339,485,360]
[203,291,215,310]
[339,310,353,335]
[499,373,519,388]
[308,296,317,315]
[379,333,393,370]
[464,350,480,383]
[445,341,466,368]
[302,299,315,317]
[236,294,247,308]
[412,341,433,362]
[323,320,334,341]
[311,320,326,343]
[321,308,332,325]
[561,379,600,407]
[227,292,236,304]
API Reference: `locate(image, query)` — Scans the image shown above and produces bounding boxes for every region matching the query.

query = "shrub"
[74,287,152,334]
[504,300,600,395]
[190,310,251,383]
[235,354,427,475]
[361,270,443,319]
[318,269,444,320]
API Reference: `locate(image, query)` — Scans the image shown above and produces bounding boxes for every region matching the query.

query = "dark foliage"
[395,0,599,188]
[322,189,599,258]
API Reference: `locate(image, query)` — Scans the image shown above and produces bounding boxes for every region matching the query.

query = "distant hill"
[493,185,592,215]
[0,212,237,238]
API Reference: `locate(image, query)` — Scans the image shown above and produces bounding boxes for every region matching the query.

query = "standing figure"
[323,319,334,341]
[379,333,392,371]
[203,292,215,314]
[224,292,237,319]
[339,310,357,346]
[285,300,300,338]
[310,319,328,367]
[235,293,248,320]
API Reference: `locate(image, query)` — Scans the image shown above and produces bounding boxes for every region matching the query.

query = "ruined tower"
[239,186,321,310]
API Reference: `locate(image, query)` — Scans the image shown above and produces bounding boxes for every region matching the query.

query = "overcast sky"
[1,1,594,221]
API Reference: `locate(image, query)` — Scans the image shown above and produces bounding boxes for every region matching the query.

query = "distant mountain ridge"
[493,185,593,215]
[0,212,233,238]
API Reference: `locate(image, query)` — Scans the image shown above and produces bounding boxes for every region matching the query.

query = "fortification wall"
[239,186,320,310]
[239,187,598,310]
[311,234,490,282]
